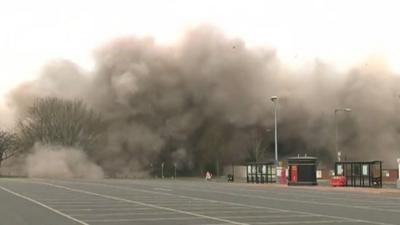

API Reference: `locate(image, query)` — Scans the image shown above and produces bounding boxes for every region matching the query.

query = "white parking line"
[62,181,273,210]
[68,180,394,225]
[38,198,99,201]
[70,211,178,217]
[199,210,286,215]
[251,220,361,224]
[161,206,249,210]
[52,204,136,208]
[45,201,111,205]
[0,185,90,225]
[85,217,205,222]
[11,179,396,225]
[153,187,172,192]
[142,183,400,213]
[195,224,231,225]
[60,207,151,212]
[132,181,400,207]
[221,214,322,219]
[34,181,250,225]
[203,184,400,207]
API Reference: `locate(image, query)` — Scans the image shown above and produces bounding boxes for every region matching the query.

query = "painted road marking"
[153,187,172,191]
[84,217,206,222]
[60,207,151,212]
[7,179,396,225]
[220,214,323,219]
[139,181,400,213]
[250,220,361,224]
[70,211,178,217]
[0,185,90,225]
[71,180,394,225]
[34,181,250,225]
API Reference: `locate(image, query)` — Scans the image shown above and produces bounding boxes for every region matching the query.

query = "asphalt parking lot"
[0,178,399,225]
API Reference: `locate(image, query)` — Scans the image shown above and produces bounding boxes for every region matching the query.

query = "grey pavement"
[0,178,399,225]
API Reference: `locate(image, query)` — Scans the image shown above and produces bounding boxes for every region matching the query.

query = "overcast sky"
[1,0,400,104]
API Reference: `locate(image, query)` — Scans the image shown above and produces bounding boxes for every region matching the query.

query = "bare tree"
[0,130,18,167]
[246,127,271,162]
[18,97,105,151]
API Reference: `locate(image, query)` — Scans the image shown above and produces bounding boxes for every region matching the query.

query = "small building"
[287,156,318,185]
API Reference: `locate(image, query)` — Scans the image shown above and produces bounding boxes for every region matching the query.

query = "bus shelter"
[246,162,275,184]
[335,161,382,188]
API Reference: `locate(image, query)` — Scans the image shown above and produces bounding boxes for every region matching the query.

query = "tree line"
[0,96,274,175]
[0,97,104,168]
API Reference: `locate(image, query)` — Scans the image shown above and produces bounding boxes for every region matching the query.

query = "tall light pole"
[397,158,400,188]
[161,162,165,179]
[270,96,279,182]
[174,163,177,179]
[334,108,351,162]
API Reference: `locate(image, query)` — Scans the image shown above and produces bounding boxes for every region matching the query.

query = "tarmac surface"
[0,178,399,225]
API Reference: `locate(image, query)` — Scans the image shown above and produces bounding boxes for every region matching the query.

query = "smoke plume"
[7,26,400,176]
[25,144,104,179]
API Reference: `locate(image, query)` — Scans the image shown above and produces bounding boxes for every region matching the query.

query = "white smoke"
[25,143,104,179]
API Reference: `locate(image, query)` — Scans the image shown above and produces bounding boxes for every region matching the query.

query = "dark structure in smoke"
[8,26,400,176]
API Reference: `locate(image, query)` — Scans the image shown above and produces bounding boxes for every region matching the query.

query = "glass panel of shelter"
[335,161,382,188]
[246,162,275,184]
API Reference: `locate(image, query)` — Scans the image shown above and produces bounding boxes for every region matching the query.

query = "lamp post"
[270,96,279,183]
[397,158,400,188]
[174,163,177,179]
[334,108,351,162]
[161,162,165,179]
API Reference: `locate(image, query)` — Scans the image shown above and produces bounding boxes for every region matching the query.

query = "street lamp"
[270,96,279,182]
[161,162,165,179]
[334,108,351,162]
[174,163,177,179]
[397,158,400,188]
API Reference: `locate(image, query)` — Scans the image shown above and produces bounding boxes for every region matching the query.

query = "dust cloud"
[25,144,104,179]
[5,26,400,175]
